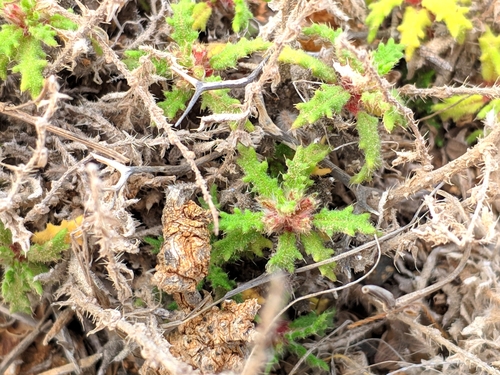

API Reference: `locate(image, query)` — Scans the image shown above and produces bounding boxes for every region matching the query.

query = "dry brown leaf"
[151,193,212,296]
[168,299,260,374]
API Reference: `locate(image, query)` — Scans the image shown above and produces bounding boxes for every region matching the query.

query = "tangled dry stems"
[0,0,500,374]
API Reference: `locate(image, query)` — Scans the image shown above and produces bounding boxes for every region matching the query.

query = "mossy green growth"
[212,143,375,283]
[0,221,69,313]
[265,309,336,373]
[0,0,77,97]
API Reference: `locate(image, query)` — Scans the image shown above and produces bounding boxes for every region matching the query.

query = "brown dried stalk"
[397,312,500,375]
[93,36,221,234]
[399,84,500,99]
[383,113,500,209]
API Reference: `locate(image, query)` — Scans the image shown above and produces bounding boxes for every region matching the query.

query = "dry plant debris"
[0,0,500,374]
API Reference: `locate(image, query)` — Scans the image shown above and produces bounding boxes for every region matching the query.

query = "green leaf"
[478,27,500,83]
[209,37,270,70]
[300,232,336,281]
[28,24,58,46]
[293,84,350,129]
[0,54,8,79]
[382,108,404,132]
[219,209,264,233]
[0,246,14,265]
[287,309,335,340]
[19,0,36,13]
[1,261,47,313]
[49,14,78,31]
[477,98,500,119]
[431,95,485,122]
[267,232,302,273]
[213,230,270,264]
[237,144,285,203]
[0,25,23,58]
[361,91,391,117]
[143,235,163,254]
[28,229,69,263]
[422,0,472,44]
[233,0,253,33]
[192,2,212,31]
[313,206,375,237]
[0,220,13,247]
[11,36,47,97]
[365,0,404,43]
[167,0,198,49]
[158,85,192,120]
[372,38,404,75]
[279,46,337,83]
[287,341,329,371]
[302,23,342,45]
[351,111,381,183]
[397,6,431,60]
[199,76,249,130]
[206,264,236,292]
[282,144,329,197]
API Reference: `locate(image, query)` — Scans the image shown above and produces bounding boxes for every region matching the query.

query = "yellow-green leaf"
[397,7,431,60]
[432,95,485,122]
[422,0,472,43]
[365,0,404,43]
[478,27,500,83]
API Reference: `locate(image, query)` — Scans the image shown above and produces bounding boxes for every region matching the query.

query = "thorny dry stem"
[64,286,202,375]
[384,112,500,209]
[397,312,500,375]
[93,35,222,233]
[399,84,500,98]
[1,0,500,373]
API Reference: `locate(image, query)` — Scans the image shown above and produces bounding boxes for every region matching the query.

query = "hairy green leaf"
[167,0,198,49]
[192,2,212,31]
[432,95,485,122]
[300,232,335,281]
[28,24,58,46]
[158,85,192,120]
[479,27,500,83]
[233,0,253,33]
[213,230,270,264]
[12,36,47,97]
[267,232,302,273]
[287,309,335,340]
[282,144,329,197]
[219,209,264,233]
[237,144,285,203]
[28,229,69,263]
[302,23,342,45]
[210,37,270,70]
[207,265,236,292]
[351,111,381,183]
[313,206,375,236]
[366,0,404,43]
[0,220,12,247]
[372,38,404,75]
[279,46,337,83]
[293,84,350,129]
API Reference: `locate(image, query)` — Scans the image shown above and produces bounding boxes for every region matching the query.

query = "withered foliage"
[150,185,259,373]
[168,299,260,374]
[151,186,212,309]
[1,0,500,375]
